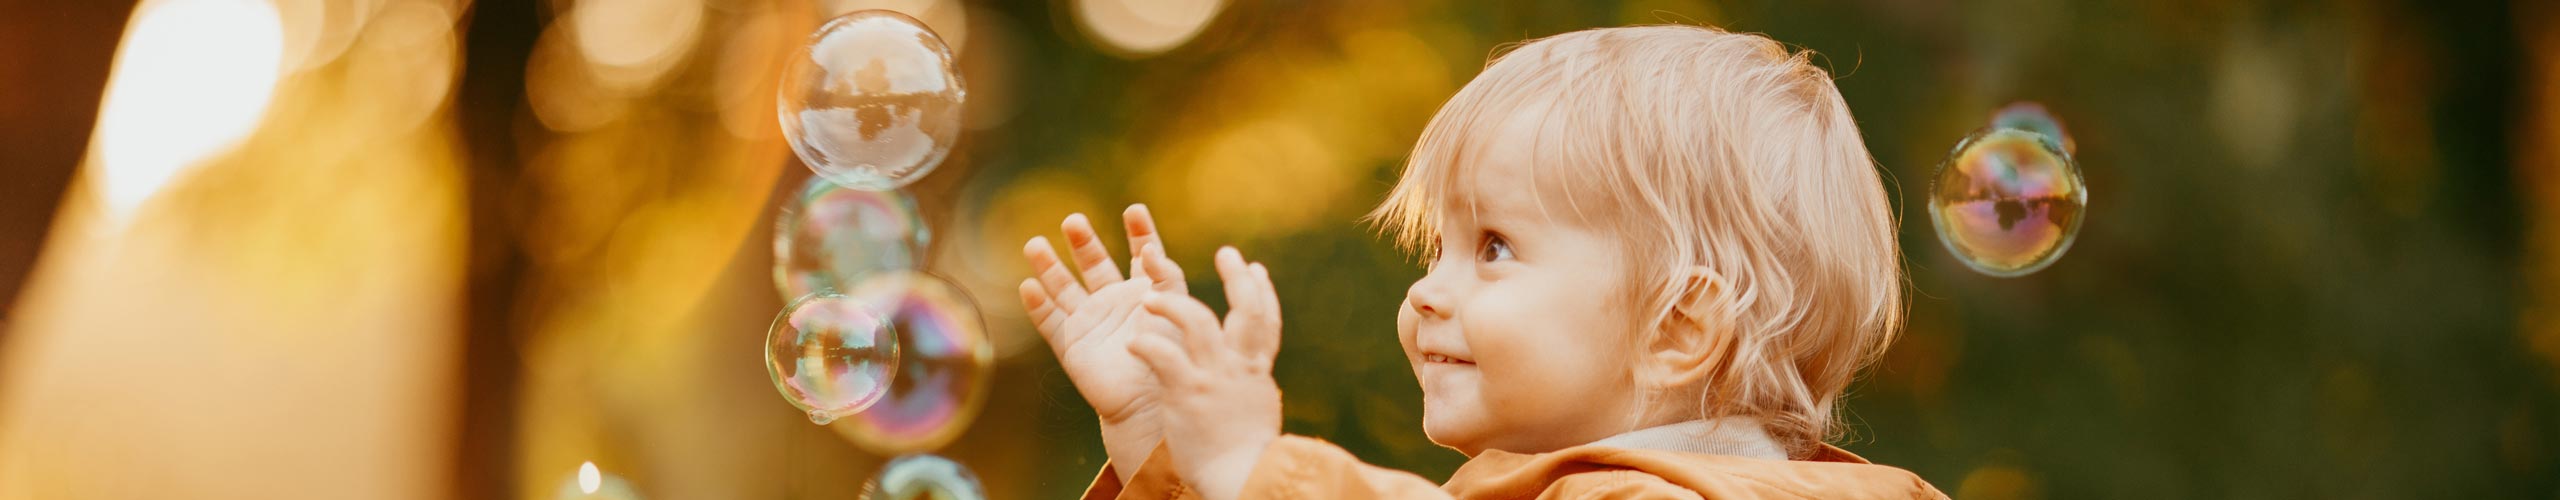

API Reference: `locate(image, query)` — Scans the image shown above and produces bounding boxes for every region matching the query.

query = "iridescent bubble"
[1929,128,2087,277]
[774,177,930,300]
[1989,101,2075,156]
[829,271,993,455]
[767,293,900,425]
[861,454,986,500]
[554,461,642,500]
[778,10,966,191]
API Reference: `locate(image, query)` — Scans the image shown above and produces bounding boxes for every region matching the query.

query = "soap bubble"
[554,461,642,500]
[774,177,930,300]
[861,454,986,500]
[767,293,900,425]
[829,271,993,454]
[1990,101,2074,156]
[1929,128,2087,277]
[778,10,966,191]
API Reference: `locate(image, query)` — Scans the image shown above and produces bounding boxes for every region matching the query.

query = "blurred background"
[2,0,2555,498]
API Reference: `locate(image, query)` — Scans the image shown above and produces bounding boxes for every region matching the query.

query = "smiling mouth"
[1423,353,1474,365]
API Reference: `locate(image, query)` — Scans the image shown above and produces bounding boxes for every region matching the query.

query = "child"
[1019,24,1945,499]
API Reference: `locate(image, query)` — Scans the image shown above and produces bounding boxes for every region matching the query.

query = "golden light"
[578,462,602,494]
[88,0,285,221]
[572,0,704,92]
[1073,0,1225,57]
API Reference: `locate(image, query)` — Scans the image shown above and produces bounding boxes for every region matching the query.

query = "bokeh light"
[1929,127,2087,277]
[779,10,966,191]
[89,0,285,220]
[829,271,994,455]
[1073,0,1226,57]
[555,461,642,500]
[767,293,901,425]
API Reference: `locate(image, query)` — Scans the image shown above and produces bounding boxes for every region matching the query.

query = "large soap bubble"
[777,10,966,191]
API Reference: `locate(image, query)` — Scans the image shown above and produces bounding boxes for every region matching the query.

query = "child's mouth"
[1423,353,1474,365]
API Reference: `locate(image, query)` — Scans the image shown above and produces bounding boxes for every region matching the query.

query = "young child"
[1019,24,1946,499]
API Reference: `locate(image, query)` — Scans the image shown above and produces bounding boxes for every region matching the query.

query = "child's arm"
[1126,250,1453,500]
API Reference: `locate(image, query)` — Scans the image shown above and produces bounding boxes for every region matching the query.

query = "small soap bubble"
[860,454,986,500]
[778,9,966,191]
[1989,101,2074,156]
[766,293,900,425]
[829,271,993,455]
[774,177,930,300]
[1929,128,2087,277]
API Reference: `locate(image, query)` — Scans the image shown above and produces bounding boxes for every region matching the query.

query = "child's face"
[1397,108,1650,456]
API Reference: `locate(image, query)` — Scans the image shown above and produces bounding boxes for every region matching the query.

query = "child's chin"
[1419,408,1487,454]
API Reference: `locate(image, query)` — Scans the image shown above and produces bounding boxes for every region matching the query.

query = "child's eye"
[1477,232,1514,263]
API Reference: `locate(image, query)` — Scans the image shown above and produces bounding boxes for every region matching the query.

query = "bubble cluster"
[774,177,931,299]
[861,454,986,500]
[1929,127,2087,277]
[777,10,966,191]
[829,271,993,454]
[766,293,901,425]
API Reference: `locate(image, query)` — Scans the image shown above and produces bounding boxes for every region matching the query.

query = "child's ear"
[1643,266,1729,391]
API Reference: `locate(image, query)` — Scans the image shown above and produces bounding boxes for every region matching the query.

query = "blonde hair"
[1368,25,1903,457]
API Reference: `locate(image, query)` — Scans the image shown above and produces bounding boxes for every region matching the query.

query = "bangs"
[1366,40,1635,261]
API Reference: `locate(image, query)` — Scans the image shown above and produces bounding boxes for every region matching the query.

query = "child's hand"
[1127,247,1283,500]
[1017,205,1190,483]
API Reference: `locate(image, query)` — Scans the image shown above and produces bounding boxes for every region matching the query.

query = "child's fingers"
[1140,243,1187,295]
[1024,237,1088,310]
[1143,292,1226,360]
[1213,247,1252,307]
[1239,263,1282,360]
[1062,214,1127,288]
[1123,204,1164,279]
[1212,248,1262,347]
[1018,278,1068,341]
[1127,332,1198,387]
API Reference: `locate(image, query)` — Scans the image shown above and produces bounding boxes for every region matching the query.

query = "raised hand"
[1127,247,1284,500]
[1017,204,1190,483]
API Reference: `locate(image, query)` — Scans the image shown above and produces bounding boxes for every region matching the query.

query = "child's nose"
[1406,277,1454,319]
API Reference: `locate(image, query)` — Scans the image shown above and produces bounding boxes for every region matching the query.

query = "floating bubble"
[774,177,930,300]
[778,9,966,191]
[1929,128,2087,277]
[554,461,642,500]
[829,271,993,454]
[1989,101,2074,156]
[767,293,901,425]
[861,454,986,500]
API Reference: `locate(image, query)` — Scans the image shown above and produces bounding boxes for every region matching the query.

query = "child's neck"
[1586,417,1786,460]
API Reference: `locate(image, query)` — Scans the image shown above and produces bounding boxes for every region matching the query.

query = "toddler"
[1019,24,1945,499]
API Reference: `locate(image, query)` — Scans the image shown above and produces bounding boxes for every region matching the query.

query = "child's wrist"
[1195,435,1275,500]
[1097,419,1160,484]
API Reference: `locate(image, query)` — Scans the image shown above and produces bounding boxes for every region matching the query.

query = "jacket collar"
[1585,417,1787,460]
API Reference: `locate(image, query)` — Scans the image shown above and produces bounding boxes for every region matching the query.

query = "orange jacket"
[1085,434,1947,499]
